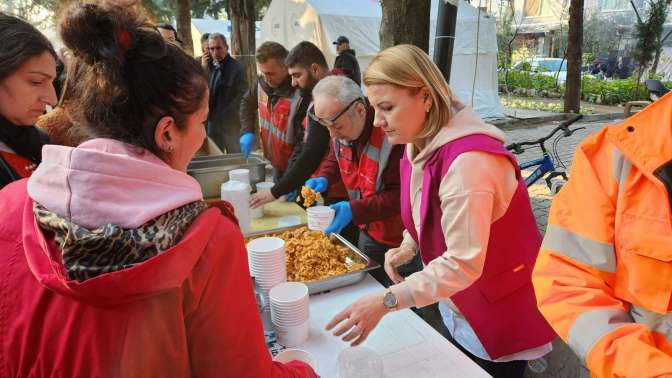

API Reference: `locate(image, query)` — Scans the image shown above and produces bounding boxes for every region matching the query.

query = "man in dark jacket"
[332,36,361,86]
[206,33,247,152]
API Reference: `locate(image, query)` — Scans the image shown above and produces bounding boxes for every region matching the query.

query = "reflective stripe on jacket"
[257,82,303,171]
[532,92,672,377]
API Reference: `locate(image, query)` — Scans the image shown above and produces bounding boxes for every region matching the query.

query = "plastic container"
[337,347,383,378]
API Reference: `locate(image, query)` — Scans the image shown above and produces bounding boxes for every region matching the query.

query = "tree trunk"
[230,0,256,89]
[176,0,194,56]
[564,0,583,113]
[380,0,431,52]
[651,43,662,75]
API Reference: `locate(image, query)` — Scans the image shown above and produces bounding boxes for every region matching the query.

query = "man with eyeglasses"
[205,33,246,153]
[304,75,420,287]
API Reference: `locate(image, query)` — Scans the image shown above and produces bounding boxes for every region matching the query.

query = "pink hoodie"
[27,138,203,229]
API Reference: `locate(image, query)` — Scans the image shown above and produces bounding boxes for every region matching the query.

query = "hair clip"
[116,30,132,52]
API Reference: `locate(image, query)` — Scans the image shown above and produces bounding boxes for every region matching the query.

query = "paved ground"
[500,118,624,377]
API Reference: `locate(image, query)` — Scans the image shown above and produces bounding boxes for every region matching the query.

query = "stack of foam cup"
[306,206,335,231]
[229,169,263,219]
[246,237,287,309]
[221,180,251,234]
[269,282,310,347]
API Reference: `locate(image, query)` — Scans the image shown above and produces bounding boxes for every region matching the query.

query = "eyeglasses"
[308,98,363,128]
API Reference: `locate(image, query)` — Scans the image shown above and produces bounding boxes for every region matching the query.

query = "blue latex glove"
[324,201,352,235]
[239,132,255,159]
[304,176,328,193]
[286,190,298,202]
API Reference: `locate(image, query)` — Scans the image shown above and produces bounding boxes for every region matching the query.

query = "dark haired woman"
[0,13,58,188]
[0,1,316,377]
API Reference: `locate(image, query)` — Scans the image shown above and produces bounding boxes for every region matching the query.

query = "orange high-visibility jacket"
[532,93,672,377]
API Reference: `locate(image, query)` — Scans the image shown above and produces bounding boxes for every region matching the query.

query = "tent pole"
[433,0,458,83]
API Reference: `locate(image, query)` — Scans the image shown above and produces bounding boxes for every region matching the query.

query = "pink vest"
[400,134,555,359]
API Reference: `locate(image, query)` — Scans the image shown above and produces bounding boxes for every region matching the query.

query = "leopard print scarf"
[34,201,210,282]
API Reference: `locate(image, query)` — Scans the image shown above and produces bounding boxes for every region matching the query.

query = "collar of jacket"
[335,99,374,152]
[0,114,48,163]
[607,92,672,179]
[258,75,294,98]
[214,54,233,69]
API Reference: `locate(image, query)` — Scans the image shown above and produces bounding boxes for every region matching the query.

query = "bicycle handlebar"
[506,115,583,153]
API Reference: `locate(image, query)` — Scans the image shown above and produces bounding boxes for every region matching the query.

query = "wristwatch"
[383,289,398,311]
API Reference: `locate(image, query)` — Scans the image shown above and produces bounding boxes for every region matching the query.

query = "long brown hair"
[0,13,56,81]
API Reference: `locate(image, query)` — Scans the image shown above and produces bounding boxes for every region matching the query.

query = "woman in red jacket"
[0,12,58,188]
[0,1,315,377]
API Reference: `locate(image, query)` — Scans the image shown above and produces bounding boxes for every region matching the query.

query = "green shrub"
[580,76,648,105]
[498,70,561,94]
[499,71,651,105]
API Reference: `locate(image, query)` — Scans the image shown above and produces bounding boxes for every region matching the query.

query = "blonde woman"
[326,45,554,377]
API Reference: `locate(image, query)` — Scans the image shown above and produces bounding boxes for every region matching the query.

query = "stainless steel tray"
[187,153,269,198]
[246,226,380,295]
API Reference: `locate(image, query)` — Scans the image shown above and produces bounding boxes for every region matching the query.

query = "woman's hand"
[384,246,416,284]
[325,291,388,347]
[250,189,275,208]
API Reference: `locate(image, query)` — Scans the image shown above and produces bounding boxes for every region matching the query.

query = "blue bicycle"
[506,115,584,194]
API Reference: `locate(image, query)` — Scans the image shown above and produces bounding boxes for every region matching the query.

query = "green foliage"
[582,12,628,59]
[109,0,270,23]
[189,0,270,20]
[552,28,569,58]
[189,0,229,19]
[142,0,173,22]
[633,0,669,73]
[499,70,561,93]
[496,2,515,69]
[580,76,648,104]
[498,72,655,105]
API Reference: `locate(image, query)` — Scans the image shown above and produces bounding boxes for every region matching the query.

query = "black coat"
[206,55,247,150]
[334,49,361,86]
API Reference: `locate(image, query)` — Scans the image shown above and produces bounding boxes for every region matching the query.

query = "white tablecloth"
[294,275,491,377]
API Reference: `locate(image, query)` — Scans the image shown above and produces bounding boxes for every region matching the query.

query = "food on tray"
[278,227,366,281]
[297,185,321,207]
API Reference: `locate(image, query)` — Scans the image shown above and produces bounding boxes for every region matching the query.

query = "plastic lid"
[229,169,251,184]
[278,215,302,227]
[221,180,249,191]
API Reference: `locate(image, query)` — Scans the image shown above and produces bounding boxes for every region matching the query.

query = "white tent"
[260,0,503,119]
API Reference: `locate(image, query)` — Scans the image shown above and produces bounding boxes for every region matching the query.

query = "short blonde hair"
[364,44,453,140]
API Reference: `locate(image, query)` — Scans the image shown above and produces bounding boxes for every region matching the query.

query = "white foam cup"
[274,348,318,371]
